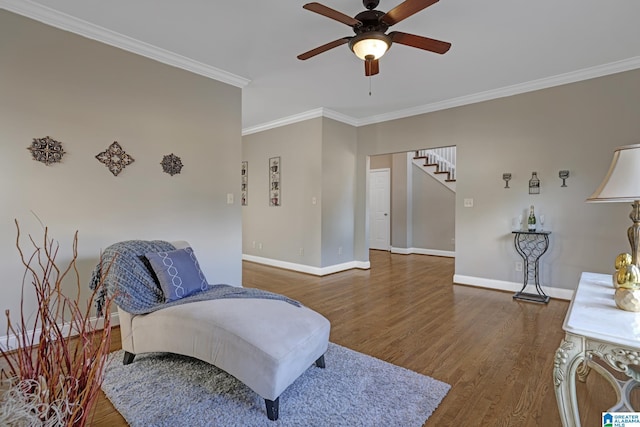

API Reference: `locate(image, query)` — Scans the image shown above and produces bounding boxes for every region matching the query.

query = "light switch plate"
[464,198,474,207]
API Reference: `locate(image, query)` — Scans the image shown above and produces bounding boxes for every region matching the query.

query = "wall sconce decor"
[559,170,569,187]
[160,153,183,176]
[502,173,512,188]
[95,141,135,176]
[27,136,65,166]
[269,157,280,206]
[241,161,248,206]
[529,171,540,194]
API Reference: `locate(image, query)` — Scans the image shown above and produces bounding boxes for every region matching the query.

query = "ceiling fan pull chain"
[369,75,372,96]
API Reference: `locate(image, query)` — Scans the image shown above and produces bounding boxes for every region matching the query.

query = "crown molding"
[322,109,360,127]
[244,56,640,133]
[242,108,324,136]
[0,0,250,88]
[242,108,358,136]
[356,56,640,126]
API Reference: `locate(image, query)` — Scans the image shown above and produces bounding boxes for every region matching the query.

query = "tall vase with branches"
[0,221,114,426]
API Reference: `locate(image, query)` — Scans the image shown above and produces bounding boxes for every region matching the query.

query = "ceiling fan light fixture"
[349,32,391,60]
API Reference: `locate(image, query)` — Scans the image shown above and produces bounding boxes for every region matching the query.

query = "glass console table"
[512,230,551,303]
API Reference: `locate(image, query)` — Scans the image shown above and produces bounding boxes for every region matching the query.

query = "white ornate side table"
[554,272,640,426]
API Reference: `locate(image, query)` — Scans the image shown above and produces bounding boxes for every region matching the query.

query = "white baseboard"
[242,254,370,276]
[0,311,120,353]
[453,274,574,301]
[390,247,456,258]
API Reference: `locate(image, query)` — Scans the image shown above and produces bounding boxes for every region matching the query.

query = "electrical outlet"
[338,246,342,255]
[252,241,256,248]
[515,261,523,272]
[299,248,304,255]
[258,243,263,250]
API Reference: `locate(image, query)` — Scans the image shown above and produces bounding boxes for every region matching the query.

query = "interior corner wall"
[356,68,640,291]
[321,118,357,267]
[242,118,323,267]
[0,10,242,333]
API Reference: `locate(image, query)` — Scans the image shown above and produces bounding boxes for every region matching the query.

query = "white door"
[369,169,390,250]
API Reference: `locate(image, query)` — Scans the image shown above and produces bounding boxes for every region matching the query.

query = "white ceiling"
[5,0,640,132]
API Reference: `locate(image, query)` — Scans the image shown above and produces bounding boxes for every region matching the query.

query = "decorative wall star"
[95,141,134,176]
[27,136,65,165]
[160,153,183,176]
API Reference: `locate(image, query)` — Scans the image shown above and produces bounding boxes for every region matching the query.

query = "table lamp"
[587,144,640,311]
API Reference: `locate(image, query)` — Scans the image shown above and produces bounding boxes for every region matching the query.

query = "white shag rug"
[101,342,450,426]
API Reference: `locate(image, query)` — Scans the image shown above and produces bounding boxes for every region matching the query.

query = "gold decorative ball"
[615,253,633,270]
[615,288,640,312]
[616,264,640,289]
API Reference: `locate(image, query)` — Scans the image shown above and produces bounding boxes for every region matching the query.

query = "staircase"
[413,146,456,192]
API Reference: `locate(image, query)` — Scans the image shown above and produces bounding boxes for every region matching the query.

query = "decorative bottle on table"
[528,205,536,231]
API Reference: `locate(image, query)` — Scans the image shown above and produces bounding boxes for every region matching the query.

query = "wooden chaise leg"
[265,397,279,421]
[123,351,136,365]
[263,356,324,420]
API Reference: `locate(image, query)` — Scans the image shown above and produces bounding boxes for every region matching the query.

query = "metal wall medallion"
[502,173,512,188]
[529,171,540,194]
[95,141,135,176]
[559,170,570,187]
[161,153,183,176]
[27,136,65,165]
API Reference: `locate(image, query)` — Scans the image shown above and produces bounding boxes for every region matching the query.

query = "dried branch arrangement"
[0,221,113,426]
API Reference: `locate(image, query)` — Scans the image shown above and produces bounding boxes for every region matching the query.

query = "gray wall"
[370,153,455,253]
[411,165,456,252]
[321,119,357,267]
[242,117,357,269]
[357,69,640,290]
[391,153,411,248]
[242,118,323,266]
[370,154,392,169]
[0,11,242,333]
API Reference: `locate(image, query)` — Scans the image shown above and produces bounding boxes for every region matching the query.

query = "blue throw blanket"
[90,240,300,315]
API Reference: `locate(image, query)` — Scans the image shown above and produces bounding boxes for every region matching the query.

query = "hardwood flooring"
[7,251,624,425]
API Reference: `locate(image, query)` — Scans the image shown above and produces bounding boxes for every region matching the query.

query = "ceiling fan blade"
[390,31,451,54]
[365,58,380,76]
[297,37,351,60]
[303,3,362,27]
[381,0,439,26]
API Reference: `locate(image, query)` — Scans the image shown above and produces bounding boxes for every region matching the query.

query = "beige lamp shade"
[587,144,640,202]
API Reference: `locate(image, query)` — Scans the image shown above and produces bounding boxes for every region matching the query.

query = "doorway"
[369,168,390,250]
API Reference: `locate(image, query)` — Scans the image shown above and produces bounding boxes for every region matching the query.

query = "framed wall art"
[241,161,248,206]
[269,157,280,206]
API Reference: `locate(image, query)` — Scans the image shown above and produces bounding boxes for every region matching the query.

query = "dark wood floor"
[77,252,622,425]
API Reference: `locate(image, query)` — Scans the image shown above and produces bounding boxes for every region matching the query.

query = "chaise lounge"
[92,240,331,421]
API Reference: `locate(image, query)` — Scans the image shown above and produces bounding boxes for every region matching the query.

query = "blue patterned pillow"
[145,247,209,302]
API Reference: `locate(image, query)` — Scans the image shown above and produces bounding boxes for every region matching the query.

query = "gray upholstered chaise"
[107,241,331,421]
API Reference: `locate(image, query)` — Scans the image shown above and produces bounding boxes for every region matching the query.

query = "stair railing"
[415,146,456,181]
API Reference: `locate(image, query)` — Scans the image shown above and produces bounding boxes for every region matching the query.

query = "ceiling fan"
[297,0,451,76]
